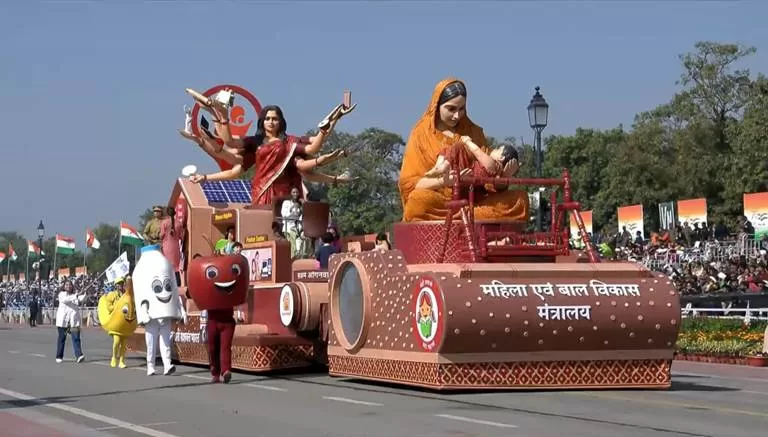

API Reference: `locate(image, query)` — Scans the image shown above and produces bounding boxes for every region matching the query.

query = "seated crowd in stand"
[0,274,105,310]
[571,217,768,296]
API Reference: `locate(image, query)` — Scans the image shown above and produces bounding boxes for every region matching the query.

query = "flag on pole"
[55,234,76,255]
[120,222,144,246]
[27,240,41,256]
[86,228,101,249]
[105,252,131,283]
[8,243,17,261]
[0,252,5,263]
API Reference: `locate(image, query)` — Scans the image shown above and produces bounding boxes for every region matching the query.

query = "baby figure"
[425,142,520,180]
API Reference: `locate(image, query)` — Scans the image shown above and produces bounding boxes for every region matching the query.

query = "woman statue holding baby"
[398,78,529,222]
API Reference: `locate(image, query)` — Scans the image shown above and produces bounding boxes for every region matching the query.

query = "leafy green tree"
[310,128,405,235]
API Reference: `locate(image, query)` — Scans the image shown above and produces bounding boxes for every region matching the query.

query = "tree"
[724,74,768,208]
[85,223,121,274]
[313,128,405,235]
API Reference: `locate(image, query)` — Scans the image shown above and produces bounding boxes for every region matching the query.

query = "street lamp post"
[37,220,45,293]
[527,86,549,231]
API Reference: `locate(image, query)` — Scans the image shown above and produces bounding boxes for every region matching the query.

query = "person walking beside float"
[54,279,86,364]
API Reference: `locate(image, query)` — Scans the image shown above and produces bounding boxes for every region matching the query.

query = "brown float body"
[127,175,332,372]
[326,249,680,390]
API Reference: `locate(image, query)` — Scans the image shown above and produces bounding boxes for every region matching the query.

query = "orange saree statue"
[398,78,529,222]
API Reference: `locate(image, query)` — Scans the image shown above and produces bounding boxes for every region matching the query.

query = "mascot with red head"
[187,254,249,383]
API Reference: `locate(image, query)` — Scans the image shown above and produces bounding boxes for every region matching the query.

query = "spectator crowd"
[0,274,106,311]
[573,217,768,296]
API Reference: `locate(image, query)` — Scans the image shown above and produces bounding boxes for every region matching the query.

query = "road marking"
[322,396,382,406]
[0,386,183,437]
[183,374,210,381]
[667,388,768,397]
[184,373,287,391]
[8,350,20,354]
[245,383,287,392]
[29,353,46,357]
[96,421,178,431]
[675,371,768,384]
[435,414,519,429]
[742,389,768,396]
[568,391,768,418]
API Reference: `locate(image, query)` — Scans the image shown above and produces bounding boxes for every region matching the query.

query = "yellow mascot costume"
[98,276,138,368]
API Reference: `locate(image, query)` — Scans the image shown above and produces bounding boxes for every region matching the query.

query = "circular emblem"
[189,84,263,143]
[279,284,294,327]
[412,276,444,352]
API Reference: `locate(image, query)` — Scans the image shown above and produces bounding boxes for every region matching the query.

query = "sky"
[1,0,767,245]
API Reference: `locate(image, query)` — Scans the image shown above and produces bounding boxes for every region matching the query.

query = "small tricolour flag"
[8,243,17,261]
[27,240,41,256]
[56,234,76,255]
[86,228,101,249]
[0,252,5,263]
[120,222,144,246]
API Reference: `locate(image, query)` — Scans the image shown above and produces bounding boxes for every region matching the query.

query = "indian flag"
[86,228,101,249]
[0,252,5,263]
[120,222,144,246]
[56,234,76,255]
[27,240,41,256]
[8,243,17,261]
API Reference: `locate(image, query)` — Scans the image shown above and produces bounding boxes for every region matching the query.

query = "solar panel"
[200,180,253,204]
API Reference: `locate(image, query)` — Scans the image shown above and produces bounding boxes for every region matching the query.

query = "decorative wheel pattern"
[328,356,672,389]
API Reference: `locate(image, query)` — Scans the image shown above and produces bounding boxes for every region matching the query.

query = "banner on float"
[569,210,593,239]
[618,204,644,239]
[658,201,676,231]
[677,198,707,227]
[743,192,768,239]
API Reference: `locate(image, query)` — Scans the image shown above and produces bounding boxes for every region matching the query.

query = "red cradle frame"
[440,168,600,263]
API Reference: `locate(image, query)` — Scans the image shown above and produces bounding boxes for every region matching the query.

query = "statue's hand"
[443,168,472,186]
[209,97,230,122]
[178,130,202,145]
[189,174,206,184]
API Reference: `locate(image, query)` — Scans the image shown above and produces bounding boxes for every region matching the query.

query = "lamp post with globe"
[36,220,44,292]
[527,86,549,231]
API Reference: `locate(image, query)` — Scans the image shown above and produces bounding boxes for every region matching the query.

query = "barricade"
[0,307,98,326]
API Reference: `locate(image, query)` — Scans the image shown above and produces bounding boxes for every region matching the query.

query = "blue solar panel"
[201,180,253,204]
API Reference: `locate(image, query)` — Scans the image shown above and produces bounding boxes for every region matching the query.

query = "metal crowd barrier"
[0,307,99,326]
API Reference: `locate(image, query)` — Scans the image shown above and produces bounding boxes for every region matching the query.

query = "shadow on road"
[670,380,739,392]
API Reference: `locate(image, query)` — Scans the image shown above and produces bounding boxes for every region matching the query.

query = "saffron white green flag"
[55,234,76,255]
[120,222,144,246]
[86,228,101,249]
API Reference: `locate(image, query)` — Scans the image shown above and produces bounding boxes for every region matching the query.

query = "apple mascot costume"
[187,253,249,383]
[134,245,188,376]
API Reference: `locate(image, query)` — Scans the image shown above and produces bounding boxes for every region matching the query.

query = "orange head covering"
[398,78,490,207]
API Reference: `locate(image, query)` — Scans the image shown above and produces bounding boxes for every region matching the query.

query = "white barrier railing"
[0,307,99,326]
[681,304,768,321]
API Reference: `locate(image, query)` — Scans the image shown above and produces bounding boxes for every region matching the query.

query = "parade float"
[128,84,682,390]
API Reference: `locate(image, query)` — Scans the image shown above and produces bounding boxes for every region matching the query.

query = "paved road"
[1,325,767,437]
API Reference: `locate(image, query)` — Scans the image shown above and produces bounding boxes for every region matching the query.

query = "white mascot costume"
[134,244,187,375]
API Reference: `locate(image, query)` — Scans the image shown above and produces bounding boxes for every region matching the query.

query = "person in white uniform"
[134,244,187,375]
[55,279,87,364]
